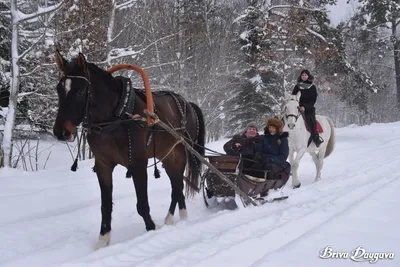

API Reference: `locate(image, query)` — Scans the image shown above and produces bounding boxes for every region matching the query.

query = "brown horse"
[52,51,205,249]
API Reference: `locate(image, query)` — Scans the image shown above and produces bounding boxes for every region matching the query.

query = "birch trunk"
[1,0,64,168]
[392,20,400,107]
[2,0,20,167]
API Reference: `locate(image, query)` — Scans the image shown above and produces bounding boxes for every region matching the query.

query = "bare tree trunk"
[393,21,400,107]
[1,0,63,168]
[88,133,93,159]
[0,145,3,167]
[82,133,86,160]
[2,0,20,167]
[77,131,82,160]
[106,0,116,67]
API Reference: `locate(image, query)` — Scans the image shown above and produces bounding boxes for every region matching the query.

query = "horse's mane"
[86,62,114,80]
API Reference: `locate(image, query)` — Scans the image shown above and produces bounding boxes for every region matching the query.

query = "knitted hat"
[246,121,258,130]
[300,69,311,76]
[266,116,283,134]
[297,69,314,83]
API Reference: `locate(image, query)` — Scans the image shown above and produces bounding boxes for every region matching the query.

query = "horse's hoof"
[94,232,111,250]
[292,183,301,189]
[179,209,188,221]
[145,220,157,231]
[164,212,174,225]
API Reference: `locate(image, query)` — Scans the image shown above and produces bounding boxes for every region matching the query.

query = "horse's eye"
[77,86,87,97]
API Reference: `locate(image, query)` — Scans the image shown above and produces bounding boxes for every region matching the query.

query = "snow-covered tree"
[1,0,63,168]
[0,2,11,96]
[225,0,283,134]
[352,0,400,106]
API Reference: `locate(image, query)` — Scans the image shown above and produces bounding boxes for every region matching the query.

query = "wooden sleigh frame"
[202,155,290,208]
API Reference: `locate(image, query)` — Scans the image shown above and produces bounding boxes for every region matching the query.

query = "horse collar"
[114,76,135,118]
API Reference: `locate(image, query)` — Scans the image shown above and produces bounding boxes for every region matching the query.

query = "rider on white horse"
[291,69,323,147]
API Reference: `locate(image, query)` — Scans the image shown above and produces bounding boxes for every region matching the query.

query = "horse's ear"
[284,91,290,100]
[295,93,300,101]
[77,52,87,73]
[55,50,67,72]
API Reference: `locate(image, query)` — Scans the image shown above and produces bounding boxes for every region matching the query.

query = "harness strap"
[114,76,135,118]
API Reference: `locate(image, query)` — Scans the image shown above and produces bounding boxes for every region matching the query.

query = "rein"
[283,99,301,125]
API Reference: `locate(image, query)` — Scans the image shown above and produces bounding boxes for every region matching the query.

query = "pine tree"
[353,0,400,106]
[226,0,283,134]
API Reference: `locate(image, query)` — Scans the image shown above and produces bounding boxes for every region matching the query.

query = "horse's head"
[53,50,91,141]
[283,91,300,130]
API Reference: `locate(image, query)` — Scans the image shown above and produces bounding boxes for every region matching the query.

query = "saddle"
[305,119,323,134]
[300,113,324,147]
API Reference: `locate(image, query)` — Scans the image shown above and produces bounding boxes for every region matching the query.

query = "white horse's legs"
[288,150,296,185]
[315,148,326,181]
[311,152,321,181]
[311,145,326,182]
[289,150,295,165]
[291,150,305,188]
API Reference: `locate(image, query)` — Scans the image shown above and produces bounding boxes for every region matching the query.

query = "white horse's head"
[283,91,301,130]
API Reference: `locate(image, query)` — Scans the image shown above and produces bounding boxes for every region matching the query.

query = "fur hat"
[266,116,284,134]
[246,121,258,130]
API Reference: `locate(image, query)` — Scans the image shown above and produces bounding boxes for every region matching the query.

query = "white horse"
[282,92,335,188]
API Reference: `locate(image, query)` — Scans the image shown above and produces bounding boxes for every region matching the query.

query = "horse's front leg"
[291,149,305,189]
[289,149,295,166]
[130,158,156,231]
[94,158,115,250]
[162,148,187,225]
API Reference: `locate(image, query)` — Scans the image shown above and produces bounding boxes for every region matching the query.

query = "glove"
[254,154,262,162]
[262,157,273,165]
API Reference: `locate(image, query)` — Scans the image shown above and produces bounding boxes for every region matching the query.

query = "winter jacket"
[255,131,289,167]
[292,75,318,110]
[223,133,260,158]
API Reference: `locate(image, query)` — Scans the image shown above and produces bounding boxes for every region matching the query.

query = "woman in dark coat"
[253,116,290,180]
[292,69,323,147]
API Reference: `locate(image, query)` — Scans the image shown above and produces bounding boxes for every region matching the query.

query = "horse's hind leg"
[94,158,115,250]
[313,148,326,182]
[162,147,187,225]
[130,158,156,231]
[310,152,321,181]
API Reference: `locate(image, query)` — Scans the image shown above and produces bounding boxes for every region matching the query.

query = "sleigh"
[202,155,291,209]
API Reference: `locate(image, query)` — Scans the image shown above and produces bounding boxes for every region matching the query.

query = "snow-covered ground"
[1,122,399,267]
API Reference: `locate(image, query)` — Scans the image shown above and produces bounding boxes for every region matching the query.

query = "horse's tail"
[185,102,206,198]
[324,117,335,158]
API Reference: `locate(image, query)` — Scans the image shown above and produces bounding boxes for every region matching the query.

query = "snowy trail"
[251,177,400,267]
[53,155,399,267]
[1,123,399,267]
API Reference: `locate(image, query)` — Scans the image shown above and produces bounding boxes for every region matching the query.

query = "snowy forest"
[0,0,399,168]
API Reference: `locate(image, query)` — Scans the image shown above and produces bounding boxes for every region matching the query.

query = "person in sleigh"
[223,121,261,170]
[252,116,290,181]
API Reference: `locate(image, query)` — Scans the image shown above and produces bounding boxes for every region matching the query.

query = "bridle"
[284,99,301,123]
[58,70,145,135]
[57,67,96,134]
